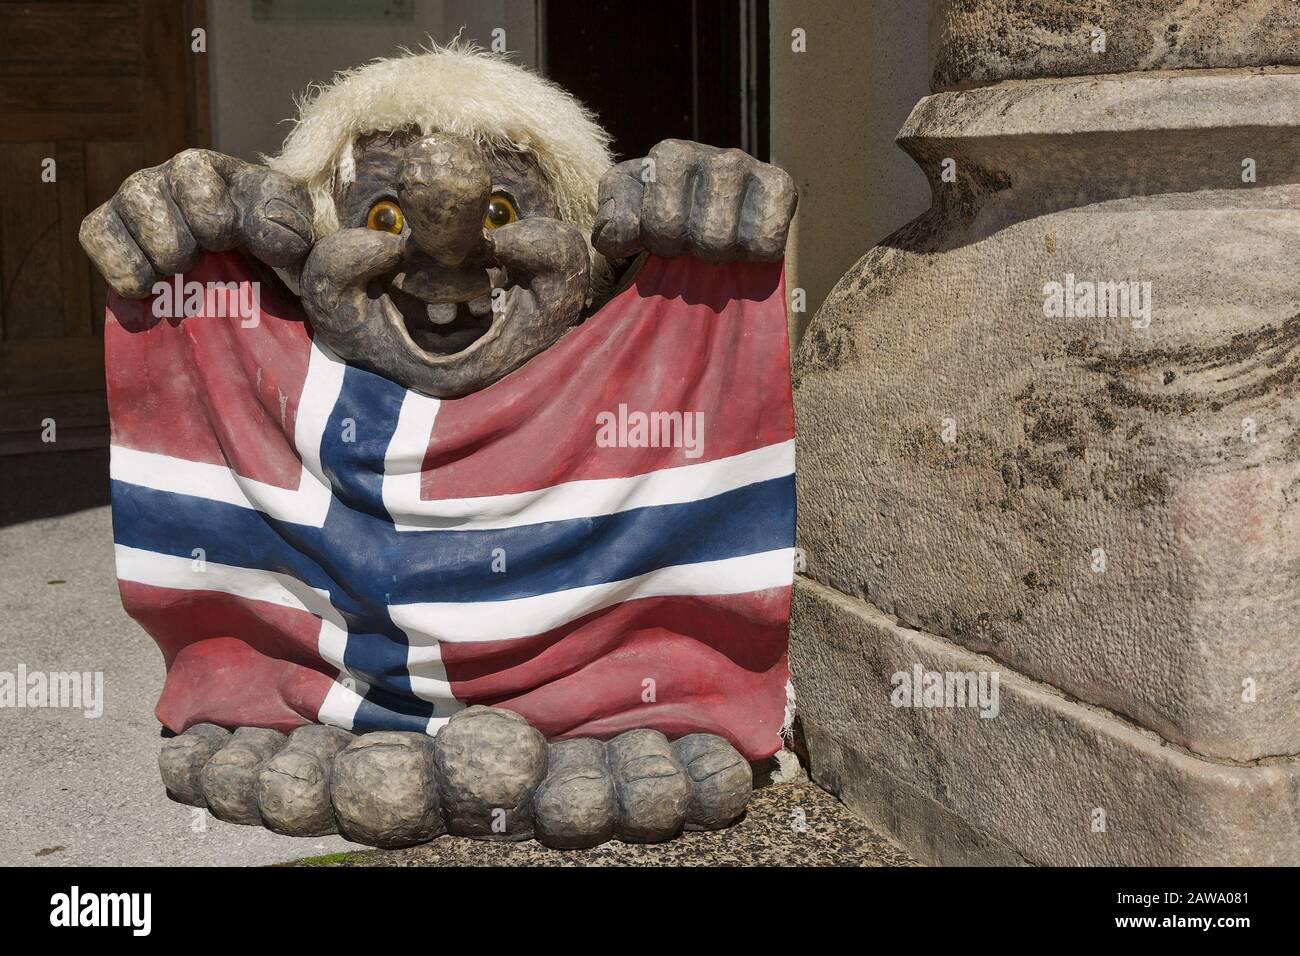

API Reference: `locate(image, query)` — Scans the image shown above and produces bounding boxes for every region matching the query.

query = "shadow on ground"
[286,783,917,867]
[0,448,110,528]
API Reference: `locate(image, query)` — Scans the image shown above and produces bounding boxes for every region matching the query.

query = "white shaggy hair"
[265,40,614,257]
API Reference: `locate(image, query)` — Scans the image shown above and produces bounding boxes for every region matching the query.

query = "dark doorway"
[542,0,769,163]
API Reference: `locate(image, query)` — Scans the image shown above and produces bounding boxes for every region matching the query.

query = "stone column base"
[791,576,1300,866]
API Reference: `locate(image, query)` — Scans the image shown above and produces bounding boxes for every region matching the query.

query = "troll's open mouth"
[385,283,495,356]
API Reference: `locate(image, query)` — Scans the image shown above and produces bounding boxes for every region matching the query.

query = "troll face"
[80,45,616,400]
[300,129,592,397]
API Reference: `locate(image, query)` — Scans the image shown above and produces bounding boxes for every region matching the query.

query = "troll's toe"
[200,727,287,825]
[607,729,691,843]
[532,738,618,849]
[672,733,752,830]
[331,731,443,848]
[256,725,355,836]
[434,706,547,840]
[159,723,230,806]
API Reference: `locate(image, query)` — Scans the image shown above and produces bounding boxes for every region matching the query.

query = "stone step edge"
[795,574,1298,771]
[901,68,1300,141]
[931,64,1300,97]
[796,720,1031,866]
[790,575,1300,865]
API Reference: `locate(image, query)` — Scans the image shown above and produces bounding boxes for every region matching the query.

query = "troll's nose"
[398,133,491,268]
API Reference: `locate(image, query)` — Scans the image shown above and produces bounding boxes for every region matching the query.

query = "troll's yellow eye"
[484,192,517,230]
[366,200,404,234]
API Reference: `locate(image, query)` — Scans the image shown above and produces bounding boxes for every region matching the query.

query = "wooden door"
[0,0,208,448]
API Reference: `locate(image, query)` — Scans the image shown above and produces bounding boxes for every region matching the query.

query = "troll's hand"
[592,139,797,265]
[79,149,314,298]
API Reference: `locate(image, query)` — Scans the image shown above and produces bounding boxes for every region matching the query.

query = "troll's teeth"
[426,302,459,325]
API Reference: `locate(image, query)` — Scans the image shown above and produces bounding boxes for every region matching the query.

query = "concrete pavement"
[0,449,363,865]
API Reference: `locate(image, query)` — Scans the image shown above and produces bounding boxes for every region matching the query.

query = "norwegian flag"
[105,250,794,761]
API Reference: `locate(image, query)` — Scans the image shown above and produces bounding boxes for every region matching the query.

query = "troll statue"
[80,45,797,849]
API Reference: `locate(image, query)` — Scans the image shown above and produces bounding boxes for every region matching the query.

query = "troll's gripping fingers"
[111,166,199,278]
[169,149,313,268]
[591,139,797,265]
[79,149,314,299]
[591,158,646,260]
[165,148,239,251]
[639,139,700,259]
[737,161,798,262]
[220,156,314,270]
[487,216,591,315]
[688,147,751,263]
[299,227,407,337]
[78,202,157,298]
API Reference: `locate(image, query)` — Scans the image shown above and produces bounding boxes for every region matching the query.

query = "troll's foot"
[159,706,752,849]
